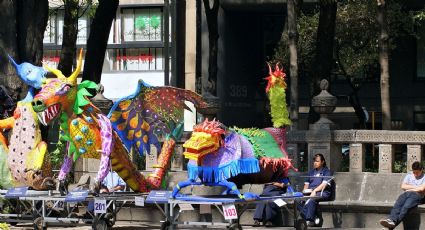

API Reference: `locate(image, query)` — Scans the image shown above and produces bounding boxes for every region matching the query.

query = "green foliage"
[274,0,420,79]
[393,160,407,173]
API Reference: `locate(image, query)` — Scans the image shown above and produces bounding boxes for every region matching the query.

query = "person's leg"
[264,202,279,226]
[302,199,318,221]
[393,192,423,225]
[388,192,410,222]
[253,203,266,221]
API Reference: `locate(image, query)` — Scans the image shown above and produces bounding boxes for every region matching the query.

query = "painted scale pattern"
[69,115,102,159]
[7,102,52,189]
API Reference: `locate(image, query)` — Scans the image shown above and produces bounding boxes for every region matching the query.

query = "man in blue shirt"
[380,161,425,229]
[299,153,333,227]
[100,170,126,193]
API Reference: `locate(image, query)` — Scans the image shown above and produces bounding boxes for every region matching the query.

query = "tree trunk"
[287,0,299,130]
[0,0,19,100]
[195,0,202,94]
[308,0,337,124]
[175,0,186,88]
[377,0,391,130]
[58,0,79,76]
[82,0,119,83]
[0,0,48,101]
[16,0,48,65]
[202,0,219,97]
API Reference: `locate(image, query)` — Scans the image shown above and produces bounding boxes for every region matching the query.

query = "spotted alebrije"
[6,102,53,189]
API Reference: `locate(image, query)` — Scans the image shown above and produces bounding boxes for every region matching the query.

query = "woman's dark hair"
[314,153,327,167]
[412,161,423,171]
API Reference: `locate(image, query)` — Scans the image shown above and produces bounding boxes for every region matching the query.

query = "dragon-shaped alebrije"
[32,49,208,193]
[172,64,295,199]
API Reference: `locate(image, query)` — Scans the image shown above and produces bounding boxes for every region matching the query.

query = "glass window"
[44,16,56,44]
[103,48,164,72]
[77,14,88,44]
[43,10,89,45]
[121,8,162,42]
[418,23,425,78]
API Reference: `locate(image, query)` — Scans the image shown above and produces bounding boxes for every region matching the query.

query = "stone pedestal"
[307,129,341,171]
[307,79,341,171]
[197,92,220,120]
[146,144,158,171]
[379,144,394,173]
[171,144,184,171]
[286,143,299,169]
[349,143,365,172]
[407,145,422,172]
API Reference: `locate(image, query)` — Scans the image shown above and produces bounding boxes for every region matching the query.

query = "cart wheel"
[33,217,46,230]
[228,223,242,230]
[104,213,115,227]
[160,220,171,230]
[93,219,110,230]
[295,218,307,230]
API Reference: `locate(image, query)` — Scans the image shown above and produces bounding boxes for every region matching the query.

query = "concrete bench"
[308,172,425,229]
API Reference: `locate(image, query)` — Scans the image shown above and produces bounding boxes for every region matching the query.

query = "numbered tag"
[135,196,145,207]
[94,198,107,214]
[273,199,287,207]
[222,204,238,220]
[56,201,65,210]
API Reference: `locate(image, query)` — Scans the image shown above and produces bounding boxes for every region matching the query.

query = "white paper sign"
[94,199,107,214]
[56,201,65,210]
[222,204,238,220]
[273,199,287,207]
[178,203,194,211]
[135,196,145,207]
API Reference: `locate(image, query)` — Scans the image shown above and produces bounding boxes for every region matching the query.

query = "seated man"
[100,170,126,193]
[380,161,425,229]
[253,177,289,227]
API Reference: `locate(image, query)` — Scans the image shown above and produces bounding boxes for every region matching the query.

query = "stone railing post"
[307,79,341,171]
[379,144,394,173]
[349,143,365,172]
[407,145,422,172]
[286,143,299,169]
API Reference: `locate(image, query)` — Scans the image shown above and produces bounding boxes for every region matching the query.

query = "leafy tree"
[0,0,49,101]
[274,0,420,128]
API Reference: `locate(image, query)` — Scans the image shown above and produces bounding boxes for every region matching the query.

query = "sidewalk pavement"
[8,221,387,230]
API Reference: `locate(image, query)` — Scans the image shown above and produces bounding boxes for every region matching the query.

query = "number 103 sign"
[222,204,238,220]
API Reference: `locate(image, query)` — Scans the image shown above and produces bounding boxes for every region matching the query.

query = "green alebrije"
[74,80,98,115]
[268,86,291,128]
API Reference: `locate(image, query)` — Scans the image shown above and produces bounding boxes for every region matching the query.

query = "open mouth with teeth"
[37,104,60,126]
[183,145,218,162]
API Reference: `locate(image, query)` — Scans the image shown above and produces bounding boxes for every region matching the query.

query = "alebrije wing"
[108,80,208,156]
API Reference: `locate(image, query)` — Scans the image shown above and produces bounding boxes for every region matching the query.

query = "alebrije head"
[265,62,287,93]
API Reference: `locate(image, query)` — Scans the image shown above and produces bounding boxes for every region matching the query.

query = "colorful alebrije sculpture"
[0,58,53,190]
[265,63,291,128]
[172,64,294,199]
[33,49,208,193]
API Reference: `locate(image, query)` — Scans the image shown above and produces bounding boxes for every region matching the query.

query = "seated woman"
[253,175,289,227]
[299,153,333,227]
[100,170,126,193]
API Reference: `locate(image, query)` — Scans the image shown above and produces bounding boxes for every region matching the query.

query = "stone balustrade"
[287,129,425,173]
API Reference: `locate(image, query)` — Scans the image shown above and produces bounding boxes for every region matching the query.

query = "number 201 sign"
[94,199,107,214]
[222,204,238,220]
